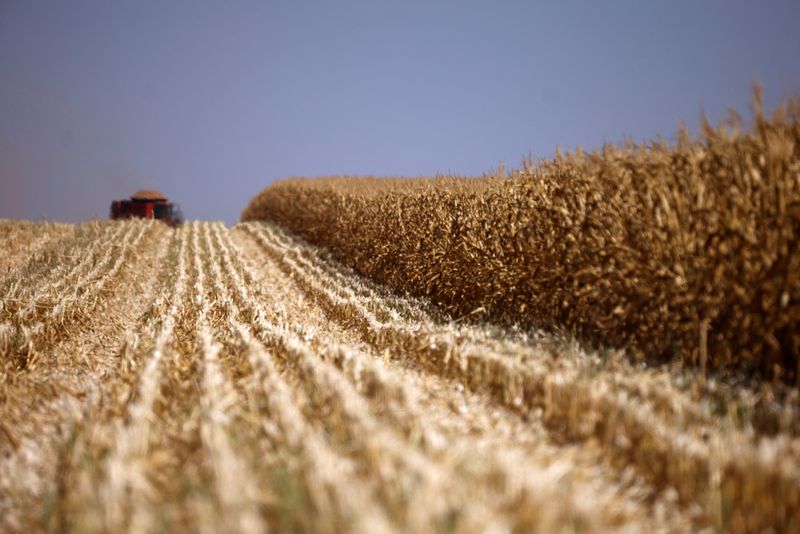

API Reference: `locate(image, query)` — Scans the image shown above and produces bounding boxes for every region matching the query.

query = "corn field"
[0,219,798,533]
[243,92,800,380]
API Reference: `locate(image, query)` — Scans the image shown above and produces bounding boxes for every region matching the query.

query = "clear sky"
[1,1,799,224]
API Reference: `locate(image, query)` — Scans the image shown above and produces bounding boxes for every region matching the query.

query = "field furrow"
[83,223,192,532]
[0,220,75,286]
[193,223,265,534]
[1,219,797,533]
[229,224,695,531]
[202,222,395,533]
[0,221,171,531]
[238,220,800,531]
[1,223,115,334]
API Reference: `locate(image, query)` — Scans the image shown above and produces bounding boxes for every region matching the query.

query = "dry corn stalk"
[242,90,800,380]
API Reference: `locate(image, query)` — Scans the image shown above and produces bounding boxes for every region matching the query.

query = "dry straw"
[243,90,800,379]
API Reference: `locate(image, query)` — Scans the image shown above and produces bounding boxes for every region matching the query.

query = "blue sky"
[1,1,799,224]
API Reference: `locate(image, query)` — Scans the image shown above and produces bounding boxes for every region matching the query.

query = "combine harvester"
[110,189,184,226]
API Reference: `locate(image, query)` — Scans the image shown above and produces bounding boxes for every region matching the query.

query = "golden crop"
[243,90,800,380]
[2,92,800,530]
[0,220,798,532]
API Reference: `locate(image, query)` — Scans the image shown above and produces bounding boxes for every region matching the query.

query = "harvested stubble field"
[0,219,799,533]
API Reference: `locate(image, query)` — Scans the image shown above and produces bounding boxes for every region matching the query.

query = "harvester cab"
[110,189,184,226]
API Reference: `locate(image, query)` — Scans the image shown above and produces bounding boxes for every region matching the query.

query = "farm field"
[1,220,799,533]
[0,220,75,281]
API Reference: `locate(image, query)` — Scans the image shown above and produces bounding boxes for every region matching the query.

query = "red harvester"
[110,189,184,227]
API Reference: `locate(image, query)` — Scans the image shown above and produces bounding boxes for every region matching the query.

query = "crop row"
[227,224,691,531]
[0,221,158,369]
[0,220,75,284]
[0,222,117,317]
[91,223,190,532]
[241,221,800,532]
[4,220,797,531]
